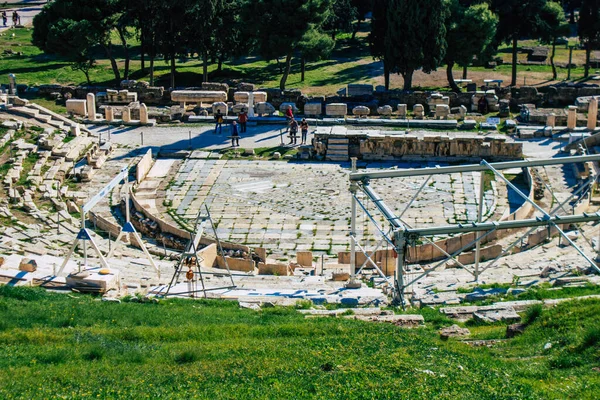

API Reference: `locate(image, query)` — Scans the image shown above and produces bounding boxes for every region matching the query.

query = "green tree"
[386,0,449,90]
[32,14,98,85]
[539,1,570,80]
[445,1,498,92]
[324,0,357,40]
[368,0,391,89]
[32,0,123,84]
[154,0,190,88]
[350,0,371,40]
[186,0,221,82]
[249,0,332,90]
[213,0,246,74]
[298,27,335,81]
[578,0,600,78]
[492,0,548,86]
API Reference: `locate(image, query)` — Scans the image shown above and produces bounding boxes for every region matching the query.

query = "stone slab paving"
[164,159,509,260]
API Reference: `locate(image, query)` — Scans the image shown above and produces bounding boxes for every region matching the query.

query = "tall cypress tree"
[579,0,600,78]
[385,0,449,90]
[491,0,548,86]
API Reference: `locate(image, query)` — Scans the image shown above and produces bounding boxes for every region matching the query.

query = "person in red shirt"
[238,109,248,133]
[285,105,293,120]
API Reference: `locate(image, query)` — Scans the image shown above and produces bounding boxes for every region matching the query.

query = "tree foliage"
[578,0,600,77]
[323,0,357,40]
[249,0,332,90]
[385,0,449,90]
[538,1,570,79]
[445,0,498,91]
[491,0,549,86]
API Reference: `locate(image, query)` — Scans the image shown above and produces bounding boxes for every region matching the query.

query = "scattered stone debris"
[506,323,527,338]
[439,324,471,340]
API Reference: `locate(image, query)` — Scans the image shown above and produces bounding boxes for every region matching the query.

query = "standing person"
[284,104,293,134]
[285,104,294,121]
[214,109,224,134]
[300,118,309,145]
[12,11,18,27]
[2,11,7,27]
[288,118,298,145]
[238,108,248,133]
[231,121,239,147]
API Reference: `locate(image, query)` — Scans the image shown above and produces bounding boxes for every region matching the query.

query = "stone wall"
[315,131,523,161]
[135,149,153,183]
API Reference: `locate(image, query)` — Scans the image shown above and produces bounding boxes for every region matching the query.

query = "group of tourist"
[214,105,309,148]
[1,10,20,27]
[214,109,248,147]
[285,105,309,145]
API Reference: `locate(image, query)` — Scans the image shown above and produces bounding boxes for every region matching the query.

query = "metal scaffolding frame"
[348,154,600,306]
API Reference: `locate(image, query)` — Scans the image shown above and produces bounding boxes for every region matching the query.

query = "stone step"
[10,106,39,118]
[327,149,349,155]
[327,155,349,161]
[34,114,52,124]
[328,138,349,144]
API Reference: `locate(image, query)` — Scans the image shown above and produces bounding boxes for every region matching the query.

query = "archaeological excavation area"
[1,82,600,310]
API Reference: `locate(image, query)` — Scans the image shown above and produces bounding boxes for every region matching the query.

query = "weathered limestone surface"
[326,103,347,117]
[397,104,407,118]
[234,91,267,104]
[122,106,131,123]
[86,93,97,121]
[171,91,227,105]
[212,102,228,116]
[352,106,370,117]
[567,105,577,130]
[587,97,598,130]
[314,128,522,161]
[413,104,424,119]
[66,99,87,116]
[140,103,149,124]
[304,103,322,116]
[255,102,276,115]
[377,105,393,116]
[105,106,114,122]
[347,84,373,96]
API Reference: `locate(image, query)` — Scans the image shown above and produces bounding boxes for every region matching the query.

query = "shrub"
[174,350,198,364]
[580,327,600,349]
[522,304,543,325]
[83,347,104,361]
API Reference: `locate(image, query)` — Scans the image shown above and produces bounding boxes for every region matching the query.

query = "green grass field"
[0,286,599,399]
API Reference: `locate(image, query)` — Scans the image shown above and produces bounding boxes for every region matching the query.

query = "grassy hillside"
[0,286,599,399]
[0,27,592,95]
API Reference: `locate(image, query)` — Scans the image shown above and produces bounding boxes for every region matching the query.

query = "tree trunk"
[551,40,557,80]
[140,34,146,73]
[331,31,336,41]
[102,43,121,84]
[118,27,130,80]
[569,5,575,24]
[585,45,591,78]
[511,34,518,86]
[217,57,223,72]
[170,53,176,89]
[149,53,155,86]
[351,19,362,40]
[384,60,390,90]
[447,62,460,92]
[402,70,414,91]
[83,69,91,86]
[462,65,468,79]
[203,51,209,82]
[301,56,305,82]
[279,52,292,90]
[275,57,283,74]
